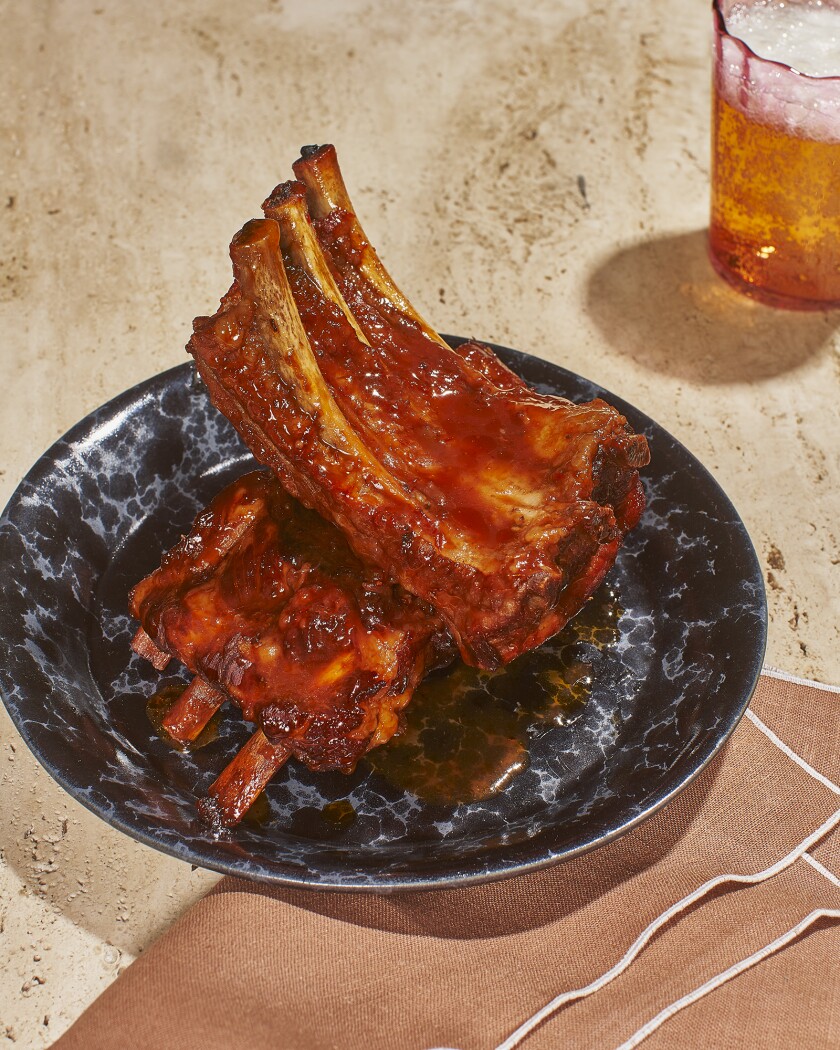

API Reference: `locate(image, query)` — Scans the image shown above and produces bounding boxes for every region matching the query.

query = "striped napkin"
[52,669,840,1050]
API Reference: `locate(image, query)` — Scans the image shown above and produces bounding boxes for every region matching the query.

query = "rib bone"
[294,145,535,391]
[293,143,447,348]
[263,180,369,345]
[131,628,170,671]
[161,676,225,743]
[202,729,291,827]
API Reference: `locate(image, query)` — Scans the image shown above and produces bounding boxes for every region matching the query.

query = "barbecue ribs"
[187,147,649,669]
[130,471,454,824]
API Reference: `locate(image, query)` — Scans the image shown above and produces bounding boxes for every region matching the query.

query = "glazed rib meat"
[187,146,649,669]
[288,146,648,538]
[130,471,454,823]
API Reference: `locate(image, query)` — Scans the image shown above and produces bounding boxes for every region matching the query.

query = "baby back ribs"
[130,470,454,823]
[188,149,649,669]
[289,145,648,533]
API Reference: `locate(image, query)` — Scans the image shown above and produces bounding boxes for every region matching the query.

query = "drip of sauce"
[151,588,622,826]
[367,585,624,805]
[321,798,357,829]
[146,685,222,752]
[240,791,271,827]
[289,800,357,839]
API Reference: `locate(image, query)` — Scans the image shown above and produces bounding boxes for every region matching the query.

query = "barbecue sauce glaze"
[366,583,622,805]
[147,585,621,812]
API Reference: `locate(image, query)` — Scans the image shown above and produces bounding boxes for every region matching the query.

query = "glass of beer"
[710,0,840,309]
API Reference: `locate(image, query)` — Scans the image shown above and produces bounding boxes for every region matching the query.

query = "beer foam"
[726,1,840,78]
[717,1,840,141]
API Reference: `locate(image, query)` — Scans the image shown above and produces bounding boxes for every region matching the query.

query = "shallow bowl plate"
[0,340,767,890]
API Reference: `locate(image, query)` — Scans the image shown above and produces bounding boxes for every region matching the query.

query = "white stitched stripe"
[612,909,840,1050]
[453,671,840,1050]
[761,665,840,694]
[803,852,840,889]
[745,709,840,796]
[492,808,840,1050]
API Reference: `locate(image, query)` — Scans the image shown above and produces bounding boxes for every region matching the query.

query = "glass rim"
[713,0,840,83]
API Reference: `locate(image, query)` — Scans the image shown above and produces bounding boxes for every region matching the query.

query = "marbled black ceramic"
[0,340,767,890]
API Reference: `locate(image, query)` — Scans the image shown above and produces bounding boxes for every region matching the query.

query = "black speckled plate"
[0,340,767,891]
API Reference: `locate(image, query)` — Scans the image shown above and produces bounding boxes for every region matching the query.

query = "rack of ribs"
[131,145,650,822]
[130,471,454,825]
[187,145,649,670]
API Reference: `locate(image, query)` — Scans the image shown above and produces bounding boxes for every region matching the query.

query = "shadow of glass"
[214,753,723,941]
[587,230,838,385]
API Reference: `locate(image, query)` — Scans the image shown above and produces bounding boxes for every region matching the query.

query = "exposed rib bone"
[293,144,448,348]
[131,627,170,671]
[224,220,426,511]
[293,145,528,392]
[162,676,225,743]
[262,180,369,344]
[203,729,291,827]
[293,147,649,531]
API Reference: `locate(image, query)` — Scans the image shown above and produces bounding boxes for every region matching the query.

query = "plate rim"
[0,339,768,891]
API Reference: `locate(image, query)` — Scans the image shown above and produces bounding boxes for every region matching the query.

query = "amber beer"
[710,0,840,309]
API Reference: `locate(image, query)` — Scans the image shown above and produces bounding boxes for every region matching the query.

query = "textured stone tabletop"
[1,0,838,1044]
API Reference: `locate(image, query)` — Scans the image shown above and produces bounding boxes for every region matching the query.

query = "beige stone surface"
[0,0,838,1044]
